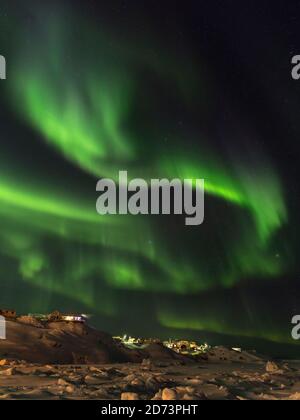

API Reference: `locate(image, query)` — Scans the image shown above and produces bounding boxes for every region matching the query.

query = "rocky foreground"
[0,358,300,400]
[0,320,300,400]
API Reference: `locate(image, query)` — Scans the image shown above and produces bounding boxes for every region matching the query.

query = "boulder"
[162,388,177,400]
[121,392,139,400]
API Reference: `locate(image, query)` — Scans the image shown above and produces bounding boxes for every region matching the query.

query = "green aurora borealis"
[0,1,298,354]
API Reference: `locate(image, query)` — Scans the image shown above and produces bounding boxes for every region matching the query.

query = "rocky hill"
[0,320,191,365]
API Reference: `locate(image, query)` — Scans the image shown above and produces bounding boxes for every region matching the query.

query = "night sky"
[0,0,300,357]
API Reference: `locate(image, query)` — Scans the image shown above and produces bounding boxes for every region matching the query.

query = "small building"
[61,314,86,323]
[163,339,209,355]
[28,314,48,322]
[47,311,86,323]
[0,309,17,319]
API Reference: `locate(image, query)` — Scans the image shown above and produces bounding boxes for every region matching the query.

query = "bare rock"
[259,393,279,400]
[57,378,72,386]
[130,377,144,387]
[16,366,38,375]
[200,383,230,399]
[37,365,57,375]
[236,396,248,401]
[0,320,147,365]
[0,367,15,376]
[84,375,103,386]
[124,374,137,382]
[121,392,139,400]
[89,366,104,374]
[184,378,204,386]
[182,394,198,400]
[266,361,283,374]
[0,393,12,399]
[88,389,109,399]
[46,387,65,396]
[176,386,196,395]
[151,390,162,400]
[162,388,177,400]
[17,316,45,329]
[65,385,76,394]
